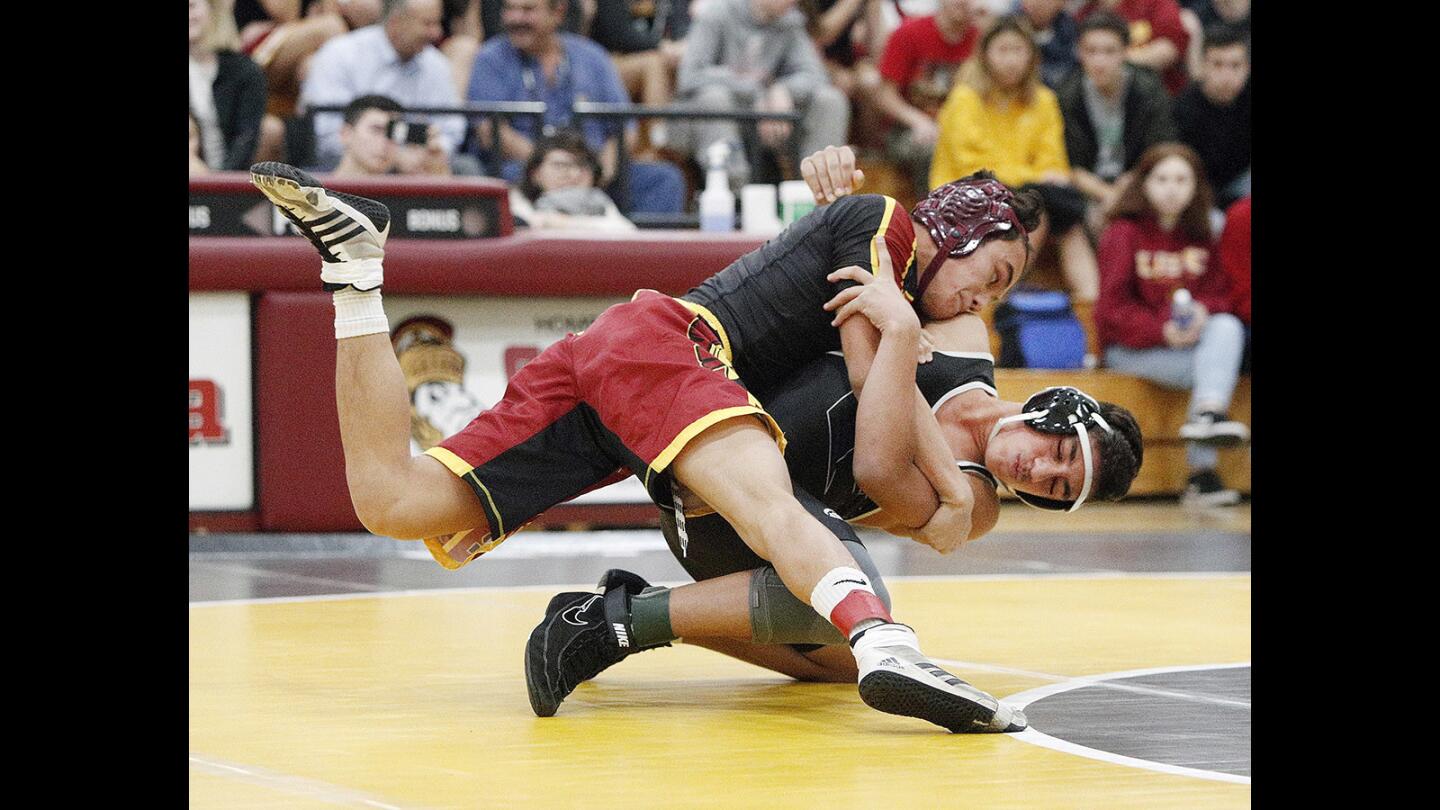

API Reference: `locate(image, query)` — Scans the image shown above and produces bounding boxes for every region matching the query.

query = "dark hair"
[1203,22,1249,55]
[1078,11,1130,46]
[343,94,404,126]
[1091,401,1143,502]
[1106,142,1215,243]
[517,129,601,201]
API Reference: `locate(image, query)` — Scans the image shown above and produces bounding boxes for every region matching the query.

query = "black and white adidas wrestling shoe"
[248,162,391,291]
[852,623,1027,733]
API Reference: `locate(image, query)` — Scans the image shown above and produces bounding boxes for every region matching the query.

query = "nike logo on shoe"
[561,595,602,626]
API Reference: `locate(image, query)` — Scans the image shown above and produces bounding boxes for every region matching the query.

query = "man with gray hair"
[301,0,469,173]
[675,0,851,185]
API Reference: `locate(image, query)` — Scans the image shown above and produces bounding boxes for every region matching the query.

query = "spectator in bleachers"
[1016,0,1077,89]
[872,0,980,197]
[239,2,379,120]
[1095,142,1246,508]
[510,130,638,230]
[1173,23,1249,209]
[1057,11,1176,226]
[1179,0,1247,80]
[874,0,940,42]
[467,0,684,214]
[1075,0,1189,96]
[674,0,851,186]
[331,94,454,176]
[300,0,473,174]
[1217,193,1249,371]
[439,1,484,97]
[479,0,589,40]
[190,111,212,177]
[931,14,1098,303]
[235,2,378,163]
[588,0,692,150]
[190,0,269,171]
[805,0,885,113]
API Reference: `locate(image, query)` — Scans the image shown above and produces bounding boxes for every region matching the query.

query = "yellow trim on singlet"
[868,196,919,301]
[648,404,788,478]
[672,297,735,366]
[422,525,513,571]
[424,446,474,476]
[421,446,507,565]
[465,473,506,539]
[868,196,897,276]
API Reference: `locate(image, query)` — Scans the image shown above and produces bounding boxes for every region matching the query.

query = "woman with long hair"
[189,0,269,171]
[930,13,1099,305]
[1095,141,1247,507]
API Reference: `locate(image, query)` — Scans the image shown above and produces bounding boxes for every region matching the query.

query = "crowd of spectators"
[192,0,1251,505]
[191,0,1248,229]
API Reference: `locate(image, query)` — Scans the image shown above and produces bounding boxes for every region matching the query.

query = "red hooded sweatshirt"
[1095,216,1232,350]
[1218,196,1251,325]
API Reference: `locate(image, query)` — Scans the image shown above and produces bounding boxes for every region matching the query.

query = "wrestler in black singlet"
[660,350,1001,582]
[681,194,920,399]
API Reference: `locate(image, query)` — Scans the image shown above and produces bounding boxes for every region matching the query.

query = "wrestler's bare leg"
[669,417,859,600]
[333,333,488,538]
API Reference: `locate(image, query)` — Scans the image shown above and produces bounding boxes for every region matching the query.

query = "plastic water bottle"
[1170,288,1196,330]
[698,141,735,232]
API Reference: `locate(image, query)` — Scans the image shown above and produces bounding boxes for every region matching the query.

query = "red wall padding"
[189,231,767,295]
[256,292,363,531]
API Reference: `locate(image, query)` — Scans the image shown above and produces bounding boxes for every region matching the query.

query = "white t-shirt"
[188,56,225,168]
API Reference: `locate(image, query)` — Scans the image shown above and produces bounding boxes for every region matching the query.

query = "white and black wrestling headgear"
[988,386,1114,512]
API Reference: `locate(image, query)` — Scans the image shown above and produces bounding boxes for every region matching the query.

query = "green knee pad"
[748,540,891,645]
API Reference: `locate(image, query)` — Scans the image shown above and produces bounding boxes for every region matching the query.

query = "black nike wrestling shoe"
[248,162,390,291]
[852,623,1027,733]
[524,569,668,717]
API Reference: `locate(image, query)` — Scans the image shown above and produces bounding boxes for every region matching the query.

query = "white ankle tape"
[333,289,389,339]
[809,567,876,619]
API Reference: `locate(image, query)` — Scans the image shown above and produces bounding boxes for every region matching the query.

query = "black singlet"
[762,350,1000,520]
[681,194,919,398]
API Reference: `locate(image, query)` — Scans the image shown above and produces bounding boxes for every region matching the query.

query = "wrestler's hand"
[824,264,918,334]
[899,497,973,555]
[918,328,935,364]
[801,145,866,205]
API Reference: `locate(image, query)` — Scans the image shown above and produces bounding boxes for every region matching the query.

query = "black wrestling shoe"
[248,162,390,291]
[523,569,667,717]
[852,623,1026,733]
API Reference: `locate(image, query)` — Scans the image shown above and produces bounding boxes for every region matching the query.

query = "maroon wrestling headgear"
[910,178,1027,301]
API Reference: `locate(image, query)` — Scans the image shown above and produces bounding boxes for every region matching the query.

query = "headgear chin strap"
[911,177,1026,301]
[987,386,1113,513]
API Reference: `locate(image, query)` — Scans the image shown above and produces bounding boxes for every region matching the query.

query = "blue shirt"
[300,25,466,168]
[467,33,630,157]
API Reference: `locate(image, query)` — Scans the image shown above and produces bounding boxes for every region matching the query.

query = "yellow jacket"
[929,83,1070,191]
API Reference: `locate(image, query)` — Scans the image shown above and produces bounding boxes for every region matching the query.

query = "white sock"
[810,567,891,639]
[333,289,389,339]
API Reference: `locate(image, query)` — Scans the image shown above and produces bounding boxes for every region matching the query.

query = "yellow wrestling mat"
[189,575,1250,808]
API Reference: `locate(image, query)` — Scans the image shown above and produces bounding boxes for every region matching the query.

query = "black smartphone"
[386,120,430,146]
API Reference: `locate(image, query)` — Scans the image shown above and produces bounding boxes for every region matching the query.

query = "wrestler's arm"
[842,313,1003,549]
[829,262,974,543]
